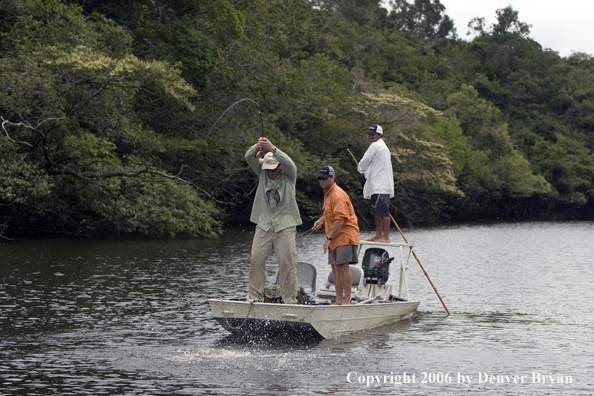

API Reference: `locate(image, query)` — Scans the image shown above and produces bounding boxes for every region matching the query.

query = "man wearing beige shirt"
[244,137,302,303]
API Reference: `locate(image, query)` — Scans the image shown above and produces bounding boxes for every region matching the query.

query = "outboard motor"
[362,248,394,287]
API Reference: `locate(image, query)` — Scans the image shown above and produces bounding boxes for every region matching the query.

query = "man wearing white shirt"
[357,125,394,243]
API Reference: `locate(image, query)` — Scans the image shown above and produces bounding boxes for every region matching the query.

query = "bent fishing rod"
[206,98,264,138]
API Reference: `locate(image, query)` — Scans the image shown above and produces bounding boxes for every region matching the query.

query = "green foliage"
[153,19,220,91]
[73,0,245,91]
[0,0,220,238]
[445,85,550,197]
[2,0,594,238]
[556,53,594,135]
[0,140,53,205]
[491,6,531,37]
[390,131,461,196]
[313,0,387,27]
[116,179,221,237]
[390,0,456,41]
[530,134,594,203]
[0,0,131,57]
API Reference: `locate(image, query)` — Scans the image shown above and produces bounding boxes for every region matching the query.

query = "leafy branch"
[1,115,67,147]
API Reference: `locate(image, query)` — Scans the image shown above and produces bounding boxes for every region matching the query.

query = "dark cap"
[317,166,335,178]
[366,124,383,135]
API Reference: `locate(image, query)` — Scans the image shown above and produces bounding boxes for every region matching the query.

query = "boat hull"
[208,299,419,339]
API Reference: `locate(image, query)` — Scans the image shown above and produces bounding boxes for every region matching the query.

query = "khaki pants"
[248,226,298,304]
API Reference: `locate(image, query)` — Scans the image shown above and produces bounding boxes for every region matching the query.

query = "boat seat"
[274,262,317,293]
[315,265,365,301]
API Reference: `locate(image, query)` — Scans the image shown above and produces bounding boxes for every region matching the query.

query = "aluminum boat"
[208,241,420,339]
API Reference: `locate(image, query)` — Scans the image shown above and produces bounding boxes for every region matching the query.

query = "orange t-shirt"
[323,183,359,250]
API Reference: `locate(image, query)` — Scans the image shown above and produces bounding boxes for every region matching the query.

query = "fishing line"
[296,228,316,240]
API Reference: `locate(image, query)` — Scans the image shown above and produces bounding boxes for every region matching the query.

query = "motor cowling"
[361,248,394,287]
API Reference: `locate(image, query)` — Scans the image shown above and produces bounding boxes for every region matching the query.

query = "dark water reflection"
[1,222,593,395]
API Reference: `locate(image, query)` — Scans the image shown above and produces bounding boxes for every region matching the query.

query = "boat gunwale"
[207,298,420,310]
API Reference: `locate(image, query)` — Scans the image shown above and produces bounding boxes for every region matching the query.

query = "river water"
[1,222,593,395]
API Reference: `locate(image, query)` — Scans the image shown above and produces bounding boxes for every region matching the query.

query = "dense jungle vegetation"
[1,0,594,238]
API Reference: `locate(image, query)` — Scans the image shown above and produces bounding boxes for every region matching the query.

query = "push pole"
[346,148,451,316]
[389,215,451,316]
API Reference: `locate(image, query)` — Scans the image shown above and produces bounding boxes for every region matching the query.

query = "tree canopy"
[1,0,593,239]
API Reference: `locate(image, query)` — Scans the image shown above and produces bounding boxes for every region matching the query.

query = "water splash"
[173,347,251,360]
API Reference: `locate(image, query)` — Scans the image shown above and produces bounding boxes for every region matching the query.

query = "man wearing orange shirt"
[312,166,360,305]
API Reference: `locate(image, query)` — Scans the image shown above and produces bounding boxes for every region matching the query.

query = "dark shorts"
[328,244,359,265]
[371,194,390,217]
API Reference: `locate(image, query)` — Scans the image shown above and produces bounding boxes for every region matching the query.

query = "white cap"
[261,152,280,170]
[366,125,383,135]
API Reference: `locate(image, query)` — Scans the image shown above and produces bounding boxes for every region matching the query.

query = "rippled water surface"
[1,222,593,395]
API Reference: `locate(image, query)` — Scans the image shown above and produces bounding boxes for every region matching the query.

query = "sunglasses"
[318,176,328,181]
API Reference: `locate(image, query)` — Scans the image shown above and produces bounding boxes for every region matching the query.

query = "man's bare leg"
[331,264,342,305]
[367,217,383,241]
[377,216,390,243]
[337,263,352,305]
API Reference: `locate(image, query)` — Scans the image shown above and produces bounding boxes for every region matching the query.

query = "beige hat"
[261,152,280,170]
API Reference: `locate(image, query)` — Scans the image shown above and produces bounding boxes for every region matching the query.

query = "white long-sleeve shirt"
[357,138,394,199]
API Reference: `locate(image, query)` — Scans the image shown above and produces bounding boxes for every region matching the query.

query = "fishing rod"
[206,98,264,138]
[346,148,451,316]
[187,97,265,176]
